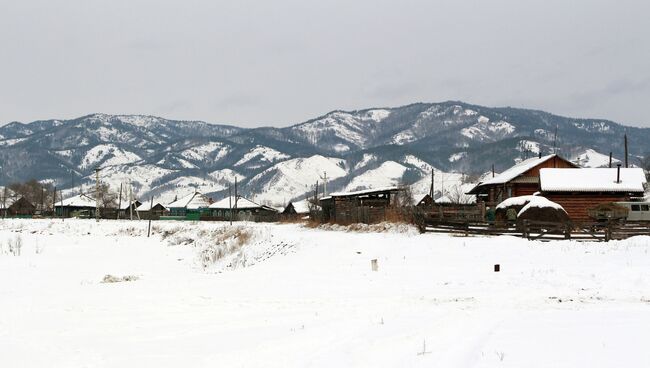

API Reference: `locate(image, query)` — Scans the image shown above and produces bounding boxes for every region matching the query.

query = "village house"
[208,196,278,222]
[135,201,168,220]
[167,191,212,219]
[319,187,405,224]
[55,194,97,218]
[466,154,577,207]
[539,166,648,221]
[6,197,36,217]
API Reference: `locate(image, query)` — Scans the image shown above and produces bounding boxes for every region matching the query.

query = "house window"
[631,205,641,211]
[641,205,650,211]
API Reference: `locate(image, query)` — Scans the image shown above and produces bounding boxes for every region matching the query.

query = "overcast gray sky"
[1,0,649,127]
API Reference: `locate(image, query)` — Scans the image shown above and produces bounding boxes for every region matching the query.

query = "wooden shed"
[136,202,168,220]
[319,187,404,224]
[117,200,142,219]
[539,167,647,221]
[467,154,577,207]
[282,199,317,221]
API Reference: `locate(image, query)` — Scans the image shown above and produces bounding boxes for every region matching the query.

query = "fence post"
[564,223,570,240]
[523,220,529,240]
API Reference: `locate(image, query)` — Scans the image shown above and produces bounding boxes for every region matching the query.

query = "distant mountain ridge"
[1,101,647,206]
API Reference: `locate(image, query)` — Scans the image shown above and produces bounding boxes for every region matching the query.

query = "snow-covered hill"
[572,149,621,168]
[1,102,648,206]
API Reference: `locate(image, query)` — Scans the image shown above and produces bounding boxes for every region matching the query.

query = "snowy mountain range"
[0,101,647,206]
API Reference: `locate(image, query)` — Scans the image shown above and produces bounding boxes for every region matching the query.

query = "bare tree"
[445,184,474,204]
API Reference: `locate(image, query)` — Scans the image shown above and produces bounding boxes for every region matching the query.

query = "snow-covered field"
[1,219,649,367]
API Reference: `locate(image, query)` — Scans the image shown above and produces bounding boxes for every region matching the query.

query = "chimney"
[616,163,621,184]
[538,151,542,159]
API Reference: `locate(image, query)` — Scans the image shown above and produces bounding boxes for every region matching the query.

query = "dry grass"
[197,227,254,268]
[101,274,139,283]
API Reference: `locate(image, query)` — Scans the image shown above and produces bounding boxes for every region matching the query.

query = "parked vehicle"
[615,202,650,221]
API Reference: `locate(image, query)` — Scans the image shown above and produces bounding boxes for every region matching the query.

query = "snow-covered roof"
[327,186,402,198]
[540,168,647,193]
[209,196,264,210]
[136,201,166,211]
[286,199,313,214]
[167,192,211,209]
[468,155,573,195]
[518,196,567,217]
[56,194,97,208]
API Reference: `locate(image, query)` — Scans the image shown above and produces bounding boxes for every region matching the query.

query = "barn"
[539,167,647,221]
[467,154,577,207]
[208,196,278,222]
[319,187,404,224]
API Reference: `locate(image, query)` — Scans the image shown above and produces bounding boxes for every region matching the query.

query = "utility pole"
[40,186,44,214]
[234,176,238,221]
[623,133,629,168]
[320,171,328,196]
[129,181,134,220]
[228,184,232,226]
[60,189,64,222]
[147,196,153,237]
[95,167,100,222]
[429,169,434,198]
[53,186,56,219]
[117,183,123,220]
[609,152,613,168]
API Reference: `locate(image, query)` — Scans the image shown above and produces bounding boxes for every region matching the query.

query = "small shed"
[282,199,313,215]
[55,194,97,218]
[319,187,404,224]
[7,197,36,217]
[415,194,434,208]
[282,199,318,220]
[136,202,168,220]
[208,196,278,222]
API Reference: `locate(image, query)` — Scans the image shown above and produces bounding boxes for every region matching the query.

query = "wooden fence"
[422,218,650,241]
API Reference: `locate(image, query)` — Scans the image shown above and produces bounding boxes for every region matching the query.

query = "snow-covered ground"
[1,219,649,367]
